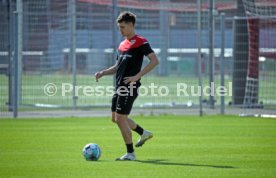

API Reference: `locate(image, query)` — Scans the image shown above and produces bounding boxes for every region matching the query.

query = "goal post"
[243,17,260,107]
[241,0,276,116]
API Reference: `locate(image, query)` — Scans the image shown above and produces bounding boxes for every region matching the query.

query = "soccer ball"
[82,143,101,161]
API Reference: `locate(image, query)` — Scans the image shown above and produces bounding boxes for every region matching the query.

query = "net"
[9,0,214,110]
[242,0,276,115]
[2,0,275,117]
[0,1,13,116]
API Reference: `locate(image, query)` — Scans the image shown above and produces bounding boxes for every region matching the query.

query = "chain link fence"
[0,0,275,118]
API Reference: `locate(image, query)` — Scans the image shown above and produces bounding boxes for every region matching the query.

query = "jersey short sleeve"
[140,41,154,56]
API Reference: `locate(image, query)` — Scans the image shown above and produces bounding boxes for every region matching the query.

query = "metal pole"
[13,21,18,118]
[112,0,118,60]
[112,0,118,87]
[209,0,215,109]
[159,0,169,76]
[17,0,22,112]
[8,0,14,112]
[13,0,23,118]
[197,0,203,116]
[220,13,225,115]
[70,0,77,109]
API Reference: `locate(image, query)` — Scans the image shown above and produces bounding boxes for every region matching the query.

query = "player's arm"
[95,61,118,82]
[137,52,159,78]
[123,52,159,84]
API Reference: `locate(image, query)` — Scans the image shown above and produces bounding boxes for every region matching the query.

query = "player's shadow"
[135,159,235,169]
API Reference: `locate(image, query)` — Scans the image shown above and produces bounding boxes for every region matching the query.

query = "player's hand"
[94,71,104,82]
[123,75,140,84]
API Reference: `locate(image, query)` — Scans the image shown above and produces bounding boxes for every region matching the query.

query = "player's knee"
[115,113,126,124]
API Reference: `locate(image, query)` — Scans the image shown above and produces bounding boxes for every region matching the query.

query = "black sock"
[133,124,144,136]
[126,143,134,153]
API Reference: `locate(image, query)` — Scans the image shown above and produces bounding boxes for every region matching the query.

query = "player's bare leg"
[111,112,116,123]
[128,117,153,148]
[127,118,137,129]
[115,113,135,161]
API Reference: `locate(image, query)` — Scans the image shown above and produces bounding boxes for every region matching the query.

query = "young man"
[94,11,159,161]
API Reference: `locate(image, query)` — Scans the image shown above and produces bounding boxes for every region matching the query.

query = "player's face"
[118,22,134,37]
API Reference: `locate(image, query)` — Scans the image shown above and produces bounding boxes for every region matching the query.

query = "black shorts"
[111,87,138,115]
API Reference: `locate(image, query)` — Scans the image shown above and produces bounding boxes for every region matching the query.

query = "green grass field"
[1,115,276,178]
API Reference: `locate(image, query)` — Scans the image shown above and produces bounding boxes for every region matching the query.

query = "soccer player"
[94,11,159,161]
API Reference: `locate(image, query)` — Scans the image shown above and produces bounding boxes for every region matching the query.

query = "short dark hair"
[117,11,136,25]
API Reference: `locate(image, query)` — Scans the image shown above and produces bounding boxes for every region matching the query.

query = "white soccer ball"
[82,143,101,161]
